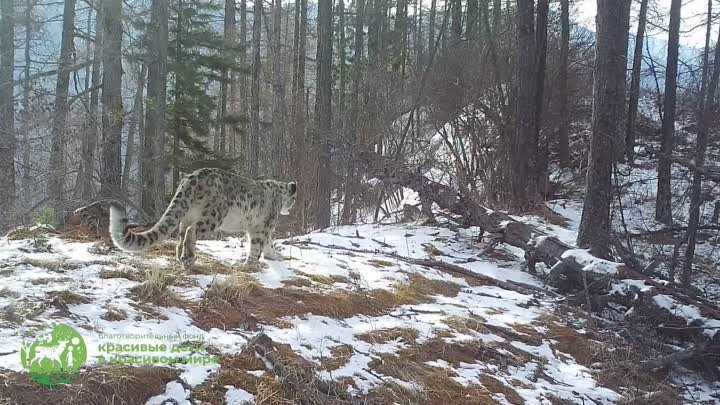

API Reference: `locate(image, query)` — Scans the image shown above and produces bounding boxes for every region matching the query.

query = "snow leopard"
[109,168,297,269]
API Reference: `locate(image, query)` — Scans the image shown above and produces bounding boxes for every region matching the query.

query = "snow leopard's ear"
[288,181,297,195]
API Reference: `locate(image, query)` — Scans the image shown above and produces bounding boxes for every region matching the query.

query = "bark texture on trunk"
[47,0,76,225]
[557,0,570,167]
[656,0,682,225]
[249,0,262,177]
[315,0,333,228]
[99,0,124,198]
[682,1,720,286]
[576,0,631,258]
[624,0,649,162]
[0,0,16,230]
[142,0,169,219]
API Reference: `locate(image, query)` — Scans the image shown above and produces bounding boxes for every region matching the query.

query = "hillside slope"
[0,206,718,404]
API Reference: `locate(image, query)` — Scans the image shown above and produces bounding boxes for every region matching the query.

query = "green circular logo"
[20,323,87,387]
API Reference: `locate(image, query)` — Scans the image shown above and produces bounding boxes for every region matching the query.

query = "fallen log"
[360,152,720,373]
[283,239,560,297]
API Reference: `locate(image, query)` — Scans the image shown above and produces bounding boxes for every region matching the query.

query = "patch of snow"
[224,386,256,404]
[561,249,622,275]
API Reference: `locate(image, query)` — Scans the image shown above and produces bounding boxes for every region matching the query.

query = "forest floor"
[0,190,719,404]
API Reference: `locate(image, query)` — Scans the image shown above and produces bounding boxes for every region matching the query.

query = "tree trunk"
[316,0,333,228]
[655,0,682,225]
[427,0,436,66]
[238,0,247,162]
[249,0,262,176]
[290,0,307,230]
[466,0,478,41]
[415,0,422,65]
[99,0,123,198]
[576,0,631,258]
[0,0,16,231]
[122,64,147,194]
[271,0,285,177]
[79,0,102,201]
[20,0,34,211]
[219,0,237,157]
[141,0,169,219]
[47,0,76,226]
[492,0,500,33]
[337,0,346,130]
[557,0,570,167]
[341,0,364,224]
[449,0,461,46]
[511,0,537,209]
[624,0,649,163]
[534,0,549,194]
[682,1,720,286]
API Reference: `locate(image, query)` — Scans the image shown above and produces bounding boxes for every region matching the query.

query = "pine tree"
[168,0,242,188]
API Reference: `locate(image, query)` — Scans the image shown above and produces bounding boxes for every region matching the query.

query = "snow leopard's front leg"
[243,231,266,269]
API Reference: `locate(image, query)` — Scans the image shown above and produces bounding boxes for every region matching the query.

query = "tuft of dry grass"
[101,306,128,321]
[192,344,296,405]
[282,277,314,288]
[128,269,188,308]
[355,328,419,345]
[366,358,496,405]
[479,374,525,405]
[21,257,79,273]
[367,259,395,268]
[98,268,144,282]
[47,290,92,306]
[5,226,49,240]
[203,274,261,307]
[59,224,106,241]
[320,344,353,371]
[444,314,490,335]
[0,366,178,405]
[294,271,351,285]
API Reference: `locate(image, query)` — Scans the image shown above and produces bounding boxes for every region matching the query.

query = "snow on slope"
[0,218,714,404]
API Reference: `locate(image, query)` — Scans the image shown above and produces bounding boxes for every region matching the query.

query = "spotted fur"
[109,168,297,268]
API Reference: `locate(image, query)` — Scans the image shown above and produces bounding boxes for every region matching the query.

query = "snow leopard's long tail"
[109,177,193,252]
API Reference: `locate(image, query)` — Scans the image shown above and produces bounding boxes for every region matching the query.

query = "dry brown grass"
[294,271,351,285]
[59,224,107,241]
[364,335,532,405]
[21,257,83,272]
[282,277,314,288]
[101,306,129,321]
[47,290,91,305]
[320,344,353,371]
[192,273,460,331]
[5,226,49,240]
[479,374,524,405]
[127,269,190,308]
[0,366,178,405]
[193,342,299,405]
[98,268,145,282]
[355,327,419,345]
[545,322,595,366]
[443,314,490,334]
[366,355,496,405]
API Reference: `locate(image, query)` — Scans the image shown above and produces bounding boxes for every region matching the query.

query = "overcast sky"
[575,0,714,49]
